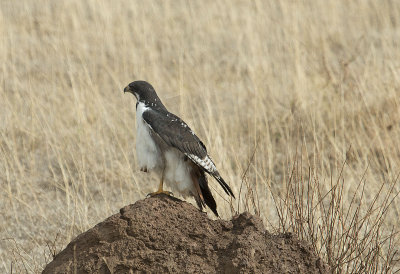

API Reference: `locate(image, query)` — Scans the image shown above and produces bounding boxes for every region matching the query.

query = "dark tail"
[198,171,219,217]
[213,172,235,198]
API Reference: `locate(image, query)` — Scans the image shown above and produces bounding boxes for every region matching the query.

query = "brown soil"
[42,194,328,273]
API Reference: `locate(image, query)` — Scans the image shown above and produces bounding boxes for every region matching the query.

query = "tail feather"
[191,162,234,216]
[198,172,218,217]
[213,172,235,198]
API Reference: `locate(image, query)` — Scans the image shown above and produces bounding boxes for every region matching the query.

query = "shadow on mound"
[43,194,328,273]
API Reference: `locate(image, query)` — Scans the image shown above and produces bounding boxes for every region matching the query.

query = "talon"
[146,166,173,197]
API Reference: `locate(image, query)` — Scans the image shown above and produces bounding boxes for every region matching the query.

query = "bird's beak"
[123,86,130,93]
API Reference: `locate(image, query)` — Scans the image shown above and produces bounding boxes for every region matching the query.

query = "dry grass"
[1,0,400,272]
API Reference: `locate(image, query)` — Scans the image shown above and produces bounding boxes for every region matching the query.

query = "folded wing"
[142,108,234,198]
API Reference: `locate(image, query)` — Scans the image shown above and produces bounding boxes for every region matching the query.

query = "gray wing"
[142,108,234,197]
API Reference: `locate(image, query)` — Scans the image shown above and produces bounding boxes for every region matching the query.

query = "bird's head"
[123,80,158,102]
[124,80,168,110]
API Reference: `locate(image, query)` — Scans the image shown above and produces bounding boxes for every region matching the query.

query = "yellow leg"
[147,169,173,197]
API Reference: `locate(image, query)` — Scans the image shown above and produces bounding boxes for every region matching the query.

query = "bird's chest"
[135,103,161,170]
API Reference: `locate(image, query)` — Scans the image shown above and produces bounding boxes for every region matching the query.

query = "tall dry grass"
[1,0,400,272]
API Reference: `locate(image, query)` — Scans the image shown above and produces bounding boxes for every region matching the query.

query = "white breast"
[164,149,196,197]
[135,102,161,171]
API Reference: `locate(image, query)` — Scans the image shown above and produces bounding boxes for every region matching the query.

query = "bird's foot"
[146,190,173,197]
[140,167,148,173]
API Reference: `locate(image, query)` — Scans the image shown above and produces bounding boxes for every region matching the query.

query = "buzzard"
[124,81,234,216]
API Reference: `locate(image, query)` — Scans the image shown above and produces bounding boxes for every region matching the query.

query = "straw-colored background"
[1,0,399,272]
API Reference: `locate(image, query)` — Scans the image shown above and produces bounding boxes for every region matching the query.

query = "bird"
[123,80,234,216]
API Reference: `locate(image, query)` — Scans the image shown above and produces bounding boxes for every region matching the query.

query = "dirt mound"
[43,194,328,273]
